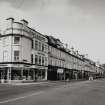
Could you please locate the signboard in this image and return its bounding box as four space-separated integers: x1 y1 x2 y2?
24 64 30 67
0 64 8 67
57 69 63 74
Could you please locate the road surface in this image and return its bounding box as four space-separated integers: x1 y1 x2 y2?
0 79 105 105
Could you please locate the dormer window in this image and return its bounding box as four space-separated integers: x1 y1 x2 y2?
14 36 20 44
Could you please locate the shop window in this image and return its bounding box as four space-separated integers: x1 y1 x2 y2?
14 37 20 44
14 51 19 61
42 70 45 79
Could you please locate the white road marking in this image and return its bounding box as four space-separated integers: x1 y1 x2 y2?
0 91 44 104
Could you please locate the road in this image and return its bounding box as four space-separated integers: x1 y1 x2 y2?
0 79 105 105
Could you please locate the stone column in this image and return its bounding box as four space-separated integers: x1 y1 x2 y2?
64 70 66 80
75 73 78 80
27 69 29 80
7 67 11 83
21 68 23 80
33 69 35 80
82 70 84 79
44 69 48 80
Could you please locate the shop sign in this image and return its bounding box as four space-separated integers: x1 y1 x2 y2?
12 64 22 67
24 65 30 67
24 64 30 67
57 69 63 73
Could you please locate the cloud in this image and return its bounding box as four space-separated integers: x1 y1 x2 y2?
0 0 49 11
69 0 105 16
0 0 105 63
0 1 28 32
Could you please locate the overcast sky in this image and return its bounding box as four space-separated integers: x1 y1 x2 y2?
0 0 105 64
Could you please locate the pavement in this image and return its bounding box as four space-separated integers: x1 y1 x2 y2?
4 81 49 86
0 79 105 105
1 79 87 85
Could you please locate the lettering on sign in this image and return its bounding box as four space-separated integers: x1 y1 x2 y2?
57 69 64 74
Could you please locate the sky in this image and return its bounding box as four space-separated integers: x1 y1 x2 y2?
0 0 105 64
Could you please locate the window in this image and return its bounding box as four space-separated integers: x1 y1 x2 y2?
44 45 48 53
35 55 38 65
42 44 44 52
39 56 41 65
32 40 34 49
31 54 33 64
50 58 52 65
14 51 19 61
45 57 48 66
39 42 41 51
14 37 20 44
35 40 38 50
3 37 8 46
42 56 44 65
3 51 8 61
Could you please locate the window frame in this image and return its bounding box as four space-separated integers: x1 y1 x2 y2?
14 50 20 61
14 36 20 44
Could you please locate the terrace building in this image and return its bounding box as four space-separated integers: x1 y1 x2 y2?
0 17 104 83
46 35 103 81
46 36 86 80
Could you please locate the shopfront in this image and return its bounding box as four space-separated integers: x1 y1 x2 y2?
0 64 48 83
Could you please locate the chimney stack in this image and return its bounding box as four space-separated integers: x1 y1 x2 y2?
6 17 14 22
6 17 14 28
21 19 28 26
